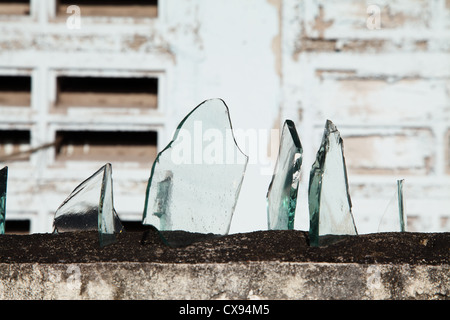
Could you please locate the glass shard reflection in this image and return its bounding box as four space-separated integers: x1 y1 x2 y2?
308 120 357 246
378 179 407 232
142 98 248 246
53 163 124 247
0 166 7 235
266 120 302 230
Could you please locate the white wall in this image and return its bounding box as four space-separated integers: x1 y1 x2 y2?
282 0 450 233
0 0 448 234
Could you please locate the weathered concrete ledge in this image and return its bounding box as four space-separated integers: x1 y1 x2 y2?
0 261 448 300
0 230 448 300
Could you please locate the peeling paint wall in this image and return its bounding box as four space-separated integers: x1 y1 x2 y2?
0 0 280 233
282 0 450 233
0 0 448 234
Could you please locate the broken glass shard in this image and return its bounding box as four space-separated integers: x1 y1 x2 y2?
397 179 406 232
308 120 357 246
53 163 124 247
142 98 248 246
0 166 7 235
378 179 407 232
266 120 302 230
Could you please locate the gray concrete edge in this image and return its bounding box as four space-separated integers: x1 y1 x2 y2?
0 261 448 300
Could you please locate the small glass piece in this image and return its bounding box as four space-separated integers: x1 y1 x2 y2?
0 166 7 235
53 163 124 247
308 120 357 246
266 120 302 230
397 179 406 232
378 179 407 232
142 98 248 245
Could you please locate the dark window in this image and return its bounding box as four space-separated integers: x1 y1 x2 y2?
0 75 31 106
0 130 31 161
55 130 158 163
56 76 158 109
0 0 30 15
56 0 158 17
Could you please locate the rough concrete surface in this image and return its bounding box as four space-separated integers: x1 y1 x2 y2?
0 230 448 300
0 261 448 300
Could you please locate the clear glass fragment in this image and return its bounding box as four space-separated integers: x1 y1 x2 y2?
378 179 407 232
0 166 7 235
308 120 357 246
53 163 124 247
142 98 248 246
266 120 302 230
397 179 406 232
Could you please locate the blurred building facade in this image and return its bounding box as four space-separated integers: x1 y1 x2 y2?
0 0 449 234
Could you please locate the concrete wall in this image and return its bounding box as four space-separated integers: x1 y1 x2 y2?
0 262 448 299
0 0 449 234
281 0 450 233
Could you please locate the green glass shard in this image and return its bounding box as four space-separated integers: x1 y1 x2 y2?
142 98 248 246
397 179 406 232
308 120 357 246
0 166 7 235
378 179 407 232
53 163 124 247
266 120 302 230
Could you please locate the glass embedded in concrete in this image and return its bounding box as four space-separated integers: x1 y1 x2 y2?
378 179 407 232
142 98 248 244
397 179 406 232
0 166 7 234
53 163 124 247
308 120 357 246
266 120 302 230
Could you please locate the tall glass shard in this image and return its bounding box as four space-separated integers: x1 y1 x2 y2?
397 179 406 232
378 179 407 232
308 120 357 246
53 163 124 247
266 120 302 230
0 166 7 235
142 98 248 246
